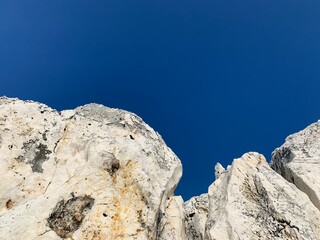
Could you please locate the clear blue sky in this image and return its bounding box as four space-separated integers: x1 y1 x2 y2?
1 0 320 200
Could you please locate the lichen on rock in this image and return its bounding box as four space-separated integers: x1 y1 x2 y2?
47 195 94 238
0 97 182 239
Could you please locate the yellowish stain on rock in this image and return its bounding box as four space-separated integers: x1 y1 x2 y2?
80 160 147 240
110 160 143 239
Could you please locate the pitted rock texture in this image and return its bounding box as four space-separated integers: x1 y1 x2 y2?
0 97 181 239
1 97 320 240
47 195 95 238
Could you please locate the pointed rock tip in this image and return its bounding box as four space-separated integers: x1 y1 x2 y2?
239 152 267 166
214 162 225 180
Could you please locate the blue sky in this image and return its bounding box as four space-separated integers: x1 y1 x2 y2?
1 0 320 200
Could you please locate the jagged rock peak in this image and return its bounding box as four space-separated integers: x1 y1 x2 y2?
1 97 320 240
214 162 225 180
271 120 320 211
206 152 320 240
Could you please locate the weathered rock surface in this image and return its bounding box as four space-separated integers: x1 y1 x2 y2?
157 196 186 240
184 194 208 239
271 121 320 211
0 97 182 239
1 97 320 240
205 152 320 240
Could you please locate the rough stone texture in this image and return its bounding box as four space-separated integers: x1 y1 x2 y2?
0 97 182 239
1 97 320 240
271 121 320 211
205 152 320 240
47 195 95 238
184 194 208 240
157 196 186 239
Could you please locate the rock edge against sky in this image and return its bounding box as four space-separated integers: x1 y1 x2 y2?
0 97 319 239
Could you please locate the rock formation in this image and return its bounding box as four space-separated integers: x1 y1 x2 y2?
0 97 181 239
271 121 320 211
205 153 320 240
0 97 319 240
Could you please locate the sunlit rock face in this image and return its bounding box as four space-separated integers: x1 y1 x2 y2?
1 97 320 240
205 153 320 240
0 97 182 239
271 121 320 211
183 193 208 239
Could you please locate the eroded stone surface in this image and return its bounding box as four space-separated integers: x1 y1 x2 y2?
0 97 182 240
157 196 186 239
47 195 95 238
1 97 320 240
184 194 208 240
205 153 320 240
271 121 320 211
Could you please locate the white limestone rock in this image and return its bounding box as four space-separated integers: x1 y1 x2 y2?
157 196 186 240
184 193 208 240
2 97 320 240
0 97 182 240
271 121 320 210
214 162 225 180
205 152 320 240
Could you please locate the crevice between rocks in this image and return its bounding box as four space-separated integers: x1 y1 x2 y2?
285 167 320 212
270 149 320 212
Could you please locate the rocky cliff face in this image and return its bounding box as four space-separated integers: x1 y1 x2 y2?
0 97 319 240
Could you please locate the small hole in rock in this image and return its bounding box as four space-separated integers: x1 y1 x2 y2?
130 135 135 140
6 199 13 209
103 213 107 217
